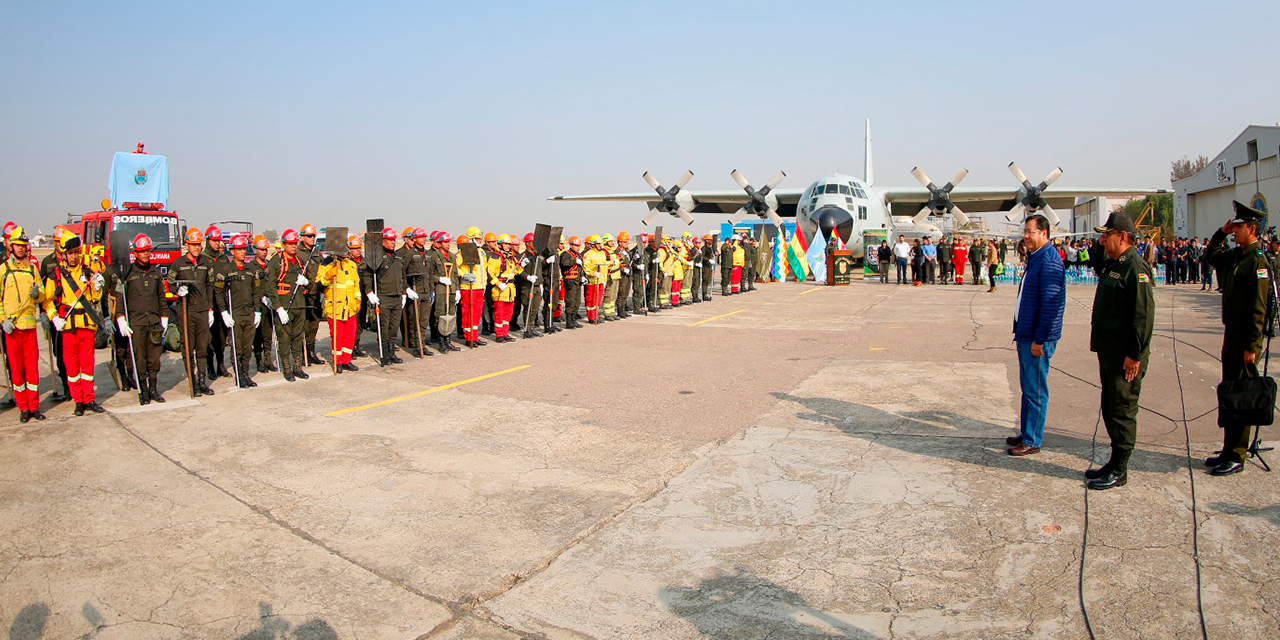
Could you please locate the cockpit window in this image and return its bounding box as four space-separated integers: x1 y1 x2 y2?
824 184 839 194
838 184 850 195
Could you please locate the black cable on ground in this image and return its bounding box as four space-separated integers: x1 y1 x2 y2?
1168 286 1211 640
1079 409 1103 640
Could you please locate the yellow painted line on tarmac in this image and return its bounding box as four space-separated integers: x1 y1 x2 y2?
324 365 531 417
799 287 824 295
870 347 886 351
687 309 745 327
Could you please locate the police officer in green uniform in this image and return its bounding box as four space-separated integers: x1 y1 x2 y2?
361 228 407 365
700 235 716 299
213 235 264 388
396 229 430 357
168 228 217 396
743 237 759 291
719 236 735 296
424 231 464 352
267 230 312 381
113 234 170 405
298 224 326 365
629 235 647 314
1084 211 1154 490
1204 201 1272 476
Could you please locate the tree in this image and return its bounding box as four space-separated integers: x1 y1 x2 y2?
1122 194 1175 238
1170 155 1210 182
263 229 279 243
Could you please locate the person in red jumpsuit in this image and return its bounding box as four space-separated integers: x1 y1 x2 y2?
952 237 968 285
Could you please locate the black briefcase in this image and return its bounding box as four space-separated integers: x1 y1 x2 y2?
1217 374 1277 428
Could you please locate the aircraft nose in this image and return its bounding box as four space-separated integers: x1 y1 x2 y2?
812 206 853 245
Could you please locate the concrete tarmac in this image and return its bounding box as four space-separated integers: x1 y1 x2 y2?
1 278 1277 639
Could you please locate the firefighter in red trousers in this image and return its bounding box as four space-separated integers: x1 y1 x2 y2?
487 235 519 342
952 237 969 285
43 232 106 415
0 227 47 422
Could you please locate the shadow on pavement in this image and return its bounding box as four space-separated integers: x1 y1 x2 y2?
4 601 335 640
7 604 48 640
1208 502 1280 526
659 567 876 639
772 392 1191 481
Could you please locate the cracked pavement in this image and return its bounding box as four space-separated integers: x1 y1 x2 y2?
1 280 1277 639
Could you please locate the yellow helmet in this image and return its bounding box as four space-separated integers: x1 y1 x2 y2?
466 226 483 239
586 234 601 244
58 231 82 252
496 234 511 244
600 233 613 242
682 231 691 239
7 226 29 245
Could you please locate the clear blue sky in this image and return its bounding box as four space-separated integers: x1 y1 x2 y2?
2 0 1276 238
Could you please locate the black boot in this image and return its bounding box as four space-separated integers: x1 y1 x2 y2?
282 364 296 382
139 385 151 405
198 372 215 396
256 353 269 374
207 357 219 380
217 360 231 378
352 344 367 358
308 347 327 366
150 381 165 403
293 356 310 380
1088 448 1129 490
446 337 462 352
387 344 403 364
84 401 105 414
74 402 85 416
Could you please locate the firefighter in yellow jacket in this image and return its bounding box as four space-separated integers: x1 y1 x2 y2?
1 227 48 422
582 235 609 324
487 235 520 342
318 234 364 373
455 234 488 347
42 232 105 416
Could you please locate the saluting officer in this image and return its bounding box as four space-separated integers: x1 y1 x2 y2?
1204 201 1273 476
169 227 217 396
1084 211 1155 490
113 234 170 405
213 235 265 388
362 227 408 364
267 229 311 381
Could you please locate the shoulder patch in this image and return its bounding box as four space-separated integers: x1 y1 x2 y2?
1137 273 1149 283
1258 269 1269 279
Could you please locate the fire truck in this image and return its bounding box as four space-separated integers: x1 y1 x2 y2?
65 201 184 276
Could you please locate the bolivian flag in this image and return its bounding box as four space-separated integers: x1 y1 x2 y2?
786 227 810 282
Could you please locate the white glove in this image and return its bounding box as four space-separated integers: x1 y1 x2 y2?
497 282 507 291
296 274 309 286
222 311 234 327
177 285 189 297
400 295 406 306
91 274 105 292
406 288 419 300
208 310 215 327
576 259 583 265
116 317 132 337
52 316 66 332
455 290 461 303
526 275 537 283
276 307 289 324
160 317 169 332
546 256 555 264
367 292 380 306
253 311 261 328
438 277 452 286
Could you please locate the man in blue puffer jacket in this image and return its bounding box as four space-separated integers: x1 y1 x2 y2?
1007 214 1066 456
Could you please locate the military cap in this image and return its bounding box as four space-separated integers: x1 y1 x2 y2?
1094 210 1138 235
1230 200 1267 225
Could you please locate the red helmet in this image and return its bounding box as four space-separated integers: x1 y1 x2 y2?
281 229 300 244
204 225 223 241
300 223 317 236
413 227 427 239
132 234 153 251
436 231 452 244
229 235 249 249
382 227 398 240
523 232 535 243
2 221 16 236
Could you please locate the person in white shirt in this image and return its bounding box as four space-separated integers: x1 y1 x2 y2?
892 236 912 285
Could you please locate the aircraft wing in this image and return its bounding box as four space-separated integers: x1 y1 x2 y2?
548 188 807 215
883 186 1168 218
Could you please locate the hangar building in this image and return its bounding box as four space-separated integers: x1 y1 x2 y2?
1174 124 1279 239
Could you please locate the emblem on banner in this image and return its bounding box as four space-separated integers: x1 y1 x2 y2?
134 169 148 185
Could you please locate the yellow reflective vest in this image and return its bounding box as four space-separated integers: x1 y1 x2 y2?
486 251 518 302
456 250 488 290
583 248 609 284
1 255 46 330
42 262 102 331
317 257 362 321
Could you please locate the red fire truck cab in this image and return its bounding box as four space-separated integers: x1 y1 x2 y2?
66 202 184 275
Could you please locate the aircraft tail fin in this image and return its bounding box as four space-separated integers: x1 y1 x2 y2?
864 118 874 187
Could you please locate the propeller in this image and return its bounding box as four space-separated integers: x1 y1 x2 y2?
641 170 695 226
1004 163 1064 226
909 166 970 226
727 169 786 227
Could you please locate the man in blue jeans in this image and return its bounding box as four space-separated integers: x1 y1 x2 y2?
892 235 911 285
1008 214 1066 456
